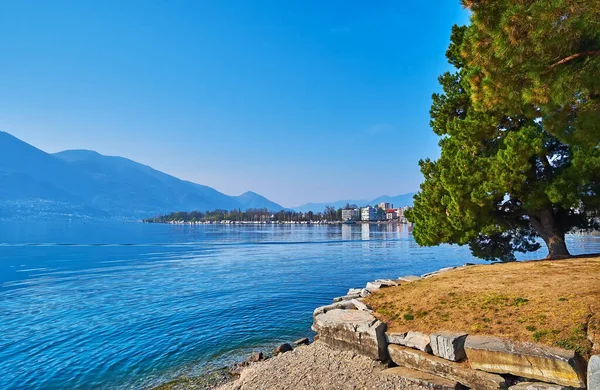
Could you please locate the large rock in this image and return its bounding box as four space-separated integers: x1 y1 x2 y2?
430 332 467 362
397 275 422 283
386 332 407 345
508 382 569 390
365 279 398 292
294 337 309 346
464 335 587 388
350 298 372 312
347 288 362 295
388 344 508 390
332 293 360 303
273 343 293 355
360 288 371 298
382 366 464 390
312 309 388 361
589 355 600 390
375 279 400 286
313 300 356 317
400 331 432 353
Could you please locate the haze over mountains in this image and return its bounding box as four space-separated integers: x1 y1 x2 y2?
0 131 414 219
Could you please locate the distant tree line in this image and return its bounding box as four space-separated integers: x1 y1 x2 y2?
144 203 402 224
145 207 343 223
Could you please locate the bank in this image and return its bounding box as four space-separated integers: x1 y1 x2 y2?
208 255 600 389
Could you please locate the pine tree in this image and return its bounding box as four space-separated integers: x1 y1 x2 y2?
406 24 599 261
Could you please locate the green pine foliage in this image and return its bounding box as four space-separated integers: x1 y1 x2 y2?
406 14 600 262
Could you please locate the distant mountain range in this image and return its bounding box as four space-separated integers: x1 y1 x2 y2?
0 131 285 219
0 131 416 220
292 193 415 213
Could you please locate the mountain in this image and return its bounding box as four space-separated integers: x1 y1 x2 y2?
233 191 285 211
292 193 415 213
53 149 244 216
0 131 284 219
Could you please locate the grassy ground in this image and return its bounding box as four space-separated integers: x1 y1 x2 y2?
364 255 600 357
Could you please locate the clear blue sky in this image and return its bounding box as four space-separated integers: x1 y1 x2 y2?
0 1 469 207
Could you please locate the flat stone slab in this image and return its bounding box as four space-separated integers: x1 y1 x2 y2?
313 309 387 361
386 332 407 345
312 300 356 317
422 267 457 278
508 382 570 390
400 331 432 353
430 332 467 362
589 355 600 390
360 288 371 298
382 366 464 390
464 335 587 388
388 344 508 390
332 293 360 303
350 298 372 312
397 275 422 283
375 279 399 286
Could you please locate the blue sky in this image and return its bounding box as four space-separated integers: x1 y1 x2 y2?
0 1 469 207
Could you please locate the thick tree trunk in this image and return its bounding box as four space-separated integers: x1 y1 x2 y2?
528 208 571 260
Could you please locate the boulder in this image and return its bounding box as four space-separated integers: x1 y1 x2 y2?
430 332 468 362
388 344 508 390
508 382 569 390
347 288 362 295
400 331 432 353
313 300 356 317
382 366 464 390
464 335 587 388
332 293 360 303
386 332 407 345
376 279 400 286
294 337 309 346
247 352 264 362
313 309 388 361
360 288 371 298
273 343 293 355
397 275 422 283
589 355 600 390
365 280 397 292
350 298 372 312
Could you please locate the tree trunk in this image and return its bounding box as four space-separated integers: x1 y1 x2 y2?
528 208 571 259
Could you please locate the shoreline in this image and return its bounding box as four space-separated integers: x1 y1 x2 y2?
158 255 600 390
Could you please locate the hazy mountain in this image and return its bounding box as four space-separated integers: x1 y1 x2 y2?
53 149 243 216
293 193 415 213
233 191 285 211
0 131 284 219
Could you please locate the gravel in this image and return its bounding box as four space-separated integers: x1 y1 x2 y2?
216 341 429 390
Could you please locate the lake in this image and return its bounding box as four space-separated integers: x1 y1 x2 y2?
1 221 598 389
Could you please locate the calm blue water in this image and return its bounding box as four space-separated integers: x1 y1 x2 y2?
1 221 599 389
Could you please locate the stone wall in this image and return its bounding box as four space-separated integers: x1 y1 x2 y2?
312 268 596 389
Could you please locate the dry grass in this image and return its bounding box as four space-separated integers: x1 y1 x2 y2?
364 255 600 357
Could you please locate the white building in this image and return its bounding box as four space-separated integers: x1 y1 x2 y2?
342 209 360 221
378 202 392 210
361 206 377 221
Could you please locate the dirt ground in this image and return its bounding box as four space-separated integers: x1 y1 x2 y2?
365 255 600 357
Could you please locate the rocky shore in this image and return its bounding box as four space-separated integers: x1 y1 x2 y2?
161 259 600 390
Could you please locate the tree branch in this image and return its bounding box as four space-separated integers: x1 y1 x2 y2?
550 50 600 68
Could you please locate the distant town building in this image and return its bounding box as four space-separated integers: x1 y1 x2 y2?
342 209 360 221
361 206 377 221
378 202 392 210
386 209 399 220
